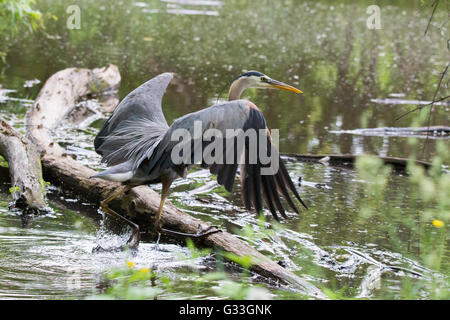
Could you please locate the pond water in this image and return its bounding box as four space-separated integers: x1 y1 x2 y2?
0 0 448 299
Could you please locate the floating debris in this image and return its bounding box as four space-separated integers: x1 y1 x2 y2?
388 93 406 98
0 88 34 105
371 97 449 106
318 156 330 164
133 1 149 7
24 79 41 88
0 88 16 103
330 126 450 138
142 0 223 16
161 0 223 5
167 8 219 16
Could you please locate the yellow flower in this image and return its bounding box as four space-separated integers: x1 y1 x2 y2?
432 219 445 228
139 268 150 274
126 260 135 268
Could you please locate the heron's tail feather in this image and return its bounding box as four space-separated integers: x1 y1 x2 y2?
90 161 134 182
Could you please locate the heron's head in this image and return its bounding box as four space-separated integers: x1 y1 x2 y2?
234 70 303 94
227 70 302 100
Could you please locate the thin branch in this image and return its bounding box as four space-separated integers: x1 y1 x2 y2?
422 62 448 154
424 0 440 36
395 64 449 121
395 95 450 121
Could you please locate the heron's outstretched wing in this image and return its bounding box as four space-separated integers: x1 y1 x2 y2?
94 73 173 167
140 99 307 220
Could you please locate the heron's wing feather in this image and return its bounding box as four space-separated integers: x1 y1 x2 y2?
140 99 306 220
94 73 173 167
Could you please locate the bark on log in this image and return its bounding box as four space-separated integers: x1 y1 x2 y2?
0 119 47 213
25 66 326 298
26 65 121 155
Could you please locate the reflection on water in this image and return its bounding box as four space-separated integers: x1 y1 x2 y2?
0 0 448 299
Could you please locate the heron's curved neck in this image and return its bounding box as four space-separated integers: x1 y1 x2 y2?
228 77 249 101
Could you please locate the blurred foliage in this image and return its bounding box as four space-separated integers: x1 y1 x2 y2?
1 0 43 33
89 262 161 300
0 0 55 64
407 141 449 272
352 143 449 299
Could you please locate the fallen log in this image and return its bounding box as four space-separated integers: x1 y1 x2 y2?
0 118 47 213
25 66 326 298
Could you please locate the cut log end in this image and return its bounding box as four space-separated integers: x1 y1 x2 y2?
0 119 49 214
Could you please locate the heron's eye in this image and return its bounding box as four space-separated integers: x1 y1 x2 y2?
261 77 267 82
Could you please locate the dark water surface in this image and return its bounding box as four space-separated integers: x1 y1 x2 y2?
0 0 448 299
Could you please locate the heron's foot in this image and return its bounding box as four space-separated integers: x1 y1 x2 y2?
92 245 123 253
153 233 161 251
194 224 222 238
99 198 141 249
152 234 170 252
92 244 139 254
127 225 141 249
156 224 222 240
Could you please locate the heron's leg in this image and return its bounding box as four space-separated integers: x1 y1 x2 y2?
100 185 140 248
160 224 222 239
154 179 171 248
154 179 221 244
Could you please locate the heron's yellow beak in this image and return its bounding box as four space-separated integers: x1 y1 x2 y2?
268 79 303 94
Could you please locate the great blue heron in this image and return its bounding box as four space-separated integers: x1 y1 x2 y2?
93 71 306 248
